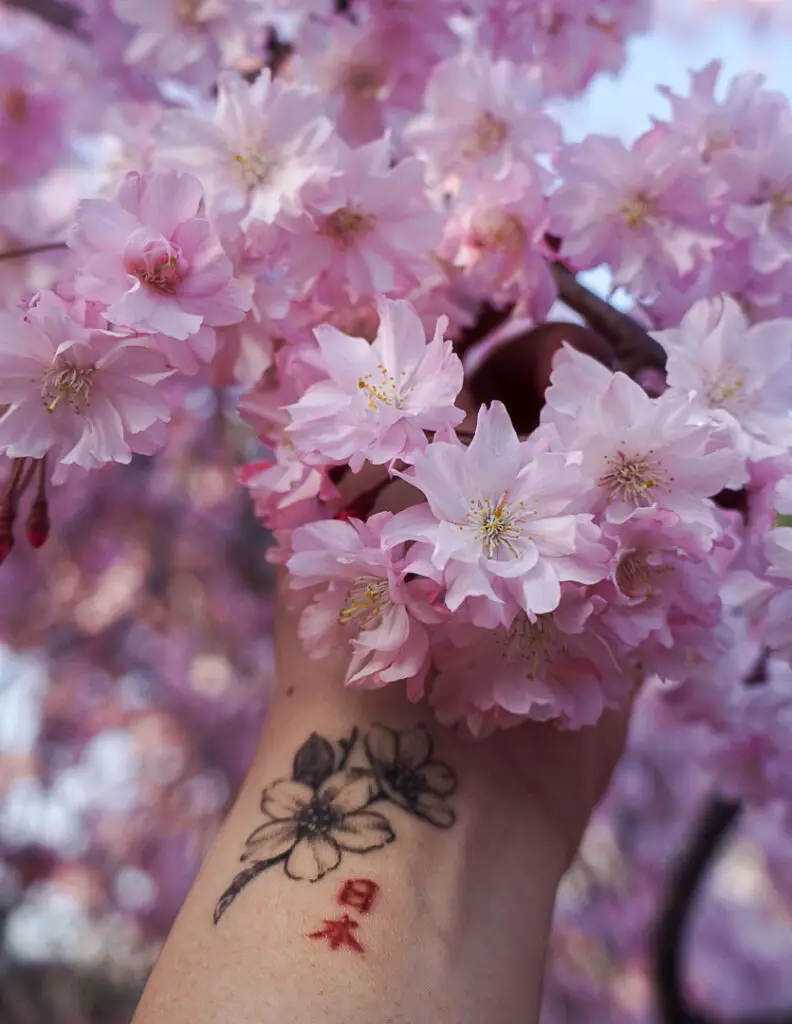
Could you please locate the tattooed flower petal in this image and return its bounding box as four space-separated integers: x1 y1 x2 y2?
241 819 298 861
363 723 457 827
412 791 456 829
363 723 399 768
260 778 314 819
396 724 433 768
332 811 396 853
319 769 378 815
419 761 458 797
285 836 342 882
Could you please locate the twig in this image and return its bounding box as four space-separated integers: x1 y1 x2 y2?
0 242 68 263
548 260 666 374
654 796 792 1024
5 0 83 33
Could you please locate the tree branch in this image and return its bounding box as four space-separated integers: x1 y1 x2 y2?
548 260 667 374
0 241 68 263
5 0 83 33
654 796 740 1024
654 795 792 1024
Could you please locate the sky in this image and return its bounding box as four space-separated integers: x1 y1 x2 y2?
554 2 792 142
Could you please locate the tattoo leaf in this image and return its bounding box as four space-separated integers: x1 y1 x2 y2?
293 732 336 788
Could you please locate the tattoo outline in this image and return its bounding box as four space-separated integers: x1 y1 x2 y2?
214 723 457 923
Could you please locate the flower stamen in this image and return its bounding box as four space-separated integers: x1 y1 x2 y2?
131 254 183 294
357 363 409 410
616 550 655 599
620 192 655 231
500 612 566 677
468 494 528 557
463 111 509 160
339 577 389 626
320 206 376 250
599 449 669 507
40 362 96 414
234 150 277 187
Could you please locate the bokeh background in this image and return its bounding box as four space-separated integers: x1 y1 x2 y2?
2 1 792 1021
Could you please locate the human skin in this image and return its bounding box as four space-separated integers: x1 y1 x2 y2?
132 571 634 1024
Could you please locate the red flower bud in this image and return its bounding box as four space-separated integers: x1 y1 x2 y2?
26 496 50 549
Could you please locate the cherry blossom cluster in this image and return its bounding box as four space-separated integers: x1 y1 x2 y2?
1 0 792 752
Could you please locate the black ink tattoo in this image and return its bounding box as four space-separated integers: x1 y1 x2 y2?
213 723 457 923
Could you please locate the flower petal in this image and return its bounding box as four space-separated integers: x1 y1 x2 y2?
242 819 298 862
320 769 378 814
260 778 313 819
420 760 457 797
285 837 341 882
397 724 433 768
332 811 395 852
364 723 398 766
413 791 456 828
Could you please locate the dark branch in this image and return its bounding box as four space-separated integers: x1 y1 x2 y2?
654 795 792 1024
0 242 68 263
548 260 667 374
654 796 740 1024
5 0 83 33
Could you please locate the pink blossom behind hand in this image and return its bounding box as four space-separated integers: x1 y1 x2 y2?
0 290 173 468
287 297 464 472
70 170 251 374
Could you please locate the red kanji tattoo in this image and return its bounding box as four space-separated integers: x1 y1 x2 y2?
308 913 364 953
338 878 380 914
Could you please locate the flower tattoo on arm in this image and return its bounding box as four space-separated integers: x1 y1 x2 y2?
213 723 458 923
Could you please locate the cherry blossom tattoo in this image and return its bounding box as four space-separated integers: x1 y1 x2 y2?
213 723 457 923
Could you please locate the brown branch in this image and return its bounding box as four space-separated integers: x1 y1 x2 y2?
654 795 792 1024
0 241 68 263
548 260 666 374
5 0 83 33
654 796 741 1024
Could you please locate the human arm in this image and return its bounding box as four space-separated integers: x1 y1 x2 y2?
131 575 632 1024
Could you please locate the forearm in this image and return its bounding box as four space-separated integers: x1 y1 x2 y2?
132 612 566 1024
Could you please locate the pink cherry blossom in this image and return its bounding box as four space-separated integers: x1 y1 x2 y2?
383 401 610 628
656 61 786 167
274 137 443 303
440 165 557 318
653 295 792 456
110 0 254 90
598 510 724 652
0 49 67 187
287 513 443 695
290 18 397 148
549 130 723 297
751 527 792 664
723 130 792 274
470 0 651 96
544 366 743 531
403 48 559 186
0 290 172 468
286 298 464 472
69 170 251 374
431 585 628 734
156 70 336 221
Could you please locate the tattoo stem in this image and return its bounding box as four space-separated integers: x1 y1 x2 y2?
214 852 290 924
